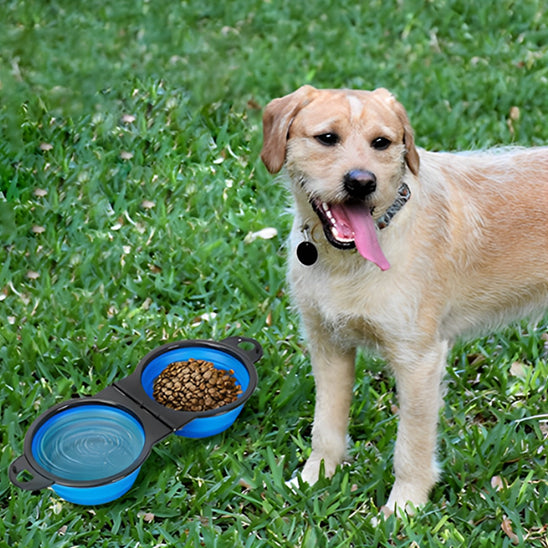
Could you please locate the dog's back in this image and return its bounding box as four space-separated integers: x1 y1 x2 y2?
416 147 548 338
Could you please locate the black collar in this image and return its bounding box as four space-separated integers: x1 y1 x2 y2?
375 183 411 230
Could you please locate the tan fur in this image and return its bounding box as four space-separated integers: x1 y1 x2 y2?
261 85 548 514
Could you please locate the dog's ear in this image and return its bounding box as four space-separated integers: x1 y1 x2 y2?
400 109 420 176
375 89 420 176
261 85 318 174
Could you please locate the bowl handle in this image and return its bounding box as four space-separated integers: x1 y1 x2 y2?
222 336 263 363
9 455 53 491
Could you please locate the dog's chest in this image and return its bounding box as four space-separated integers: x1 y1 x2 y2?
290 256 402 345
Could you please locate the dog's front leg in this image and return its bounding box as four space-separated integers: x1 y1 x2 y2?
385 340 448 513
297 336 356 485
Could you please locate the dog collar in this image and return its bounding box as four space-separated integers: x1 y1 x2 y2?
375 183 411 230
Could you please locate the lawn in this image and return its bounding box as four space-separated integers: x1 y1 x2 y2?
1 0 547 546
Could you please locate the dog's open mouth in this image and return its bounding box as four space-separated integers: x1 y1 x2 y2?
310 200 356 249
310 199 390 271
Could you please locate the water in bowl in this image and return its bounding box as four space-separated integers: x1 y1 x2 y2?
31 404 145 482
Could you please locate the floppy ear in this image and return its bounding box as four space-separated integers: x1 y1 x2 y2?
374 88 420 176
399 108 420 176
261 85 318 174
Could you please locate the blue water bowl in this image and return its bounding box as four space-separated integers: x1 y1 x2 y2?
139 340 260 438
10 400 152 505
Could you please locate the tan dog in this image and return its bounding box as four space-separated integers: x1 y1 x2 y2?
261 85 548 513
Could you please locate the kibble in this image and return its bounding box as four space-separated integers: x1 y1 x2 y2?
153 358 243 412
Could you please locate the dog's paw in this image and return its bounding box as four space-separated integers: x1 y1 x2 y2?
284 466 318 493
286 452 348 492
302 452 340 482
369 501 418 526
369 506 393 527
285 476 304 493
385 481 428 515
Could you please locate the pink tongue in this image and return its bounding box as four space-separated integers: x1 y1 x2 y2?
344 204 390 271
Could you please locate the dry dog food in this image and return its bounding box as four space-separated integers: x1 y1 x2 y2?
153 358 242 412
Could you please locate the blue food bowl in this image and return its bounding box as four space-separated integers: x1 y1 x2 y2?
9 336 261 505
139 342 258 438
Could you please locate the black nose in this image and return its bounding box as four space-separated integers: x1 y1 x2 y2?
343 170 377 200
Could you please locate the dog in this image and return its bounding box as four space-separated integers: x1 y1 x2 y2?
260 85 548 514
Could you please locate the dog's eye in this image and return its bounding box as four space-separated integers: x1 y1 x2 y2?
371 137 392 150
315 133 340 146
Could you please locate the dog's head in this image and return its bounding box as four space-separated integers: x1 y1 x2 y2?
261 86 419 269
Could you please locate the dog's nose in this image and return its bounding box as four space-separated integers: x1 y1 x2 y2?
343 170 377 200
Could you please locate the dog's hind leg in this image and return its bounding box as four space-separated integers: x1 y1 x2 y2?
295 334 356 485
384 340 448 513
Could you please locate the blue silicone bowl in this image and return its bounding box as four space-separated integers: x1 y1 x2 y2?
10 399 154 506
32 403 146 505
140 343 256 438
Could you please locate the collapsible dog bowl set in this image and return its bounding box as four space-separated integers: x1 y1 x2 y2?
9 336 261 505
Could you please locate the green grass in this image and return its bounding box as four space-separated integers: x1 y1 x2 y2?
1 0 547 546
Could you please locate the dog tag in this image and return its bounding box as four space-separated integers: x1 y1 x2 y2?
296 241 318 266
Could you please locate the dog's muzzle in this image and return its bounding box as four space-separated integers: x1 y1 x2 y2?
305 183 411 271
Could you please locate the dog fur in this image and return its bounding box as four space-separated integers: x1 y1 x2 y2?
260 85 548 513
